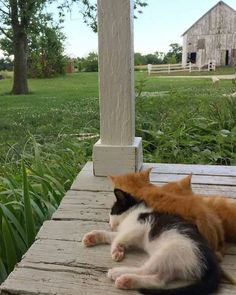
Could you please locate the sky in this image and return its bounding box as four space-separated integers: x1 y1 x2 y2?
60 0 236 58
1 0 236 58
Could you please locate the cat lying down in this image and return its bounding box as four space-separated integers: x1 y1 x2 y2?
82 189 221 295
109 169 225 260
110 168 236 245
161 173 236 243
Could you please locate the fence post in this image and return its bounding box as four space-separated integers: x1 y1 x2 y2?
147 64 152 75
168 64 170 74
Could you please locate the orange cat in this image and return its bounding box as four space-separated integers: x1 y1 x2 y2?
162 174 236 243
109 169 225 261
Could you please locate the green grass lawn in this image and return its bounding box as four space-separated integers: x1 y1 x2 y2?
0 73 99 156
1 72 236 165
0 72 235 281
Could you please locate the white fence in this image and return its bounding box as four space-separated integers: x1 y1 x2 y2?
135 61 216 75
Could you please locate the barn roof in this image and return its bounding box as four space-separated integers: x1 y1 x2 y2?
182 1 236 36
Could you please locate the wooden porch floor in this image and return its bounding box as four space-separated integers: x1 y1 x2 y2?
1 161 236 295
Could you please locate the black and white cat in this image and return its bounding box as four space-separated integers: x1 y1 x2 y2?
82 189 221 295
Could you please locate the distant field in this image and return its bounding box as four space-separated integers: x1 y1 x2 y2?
0 72 235 165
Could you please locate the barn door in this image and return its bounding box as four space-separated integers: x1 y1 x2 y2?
220 50 230 66
225 50 229 66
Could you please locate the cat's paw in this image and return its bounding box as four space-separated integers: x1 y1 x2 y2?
111 244 124 261
82 231 98 247
115 275 136 289
107 267 126 281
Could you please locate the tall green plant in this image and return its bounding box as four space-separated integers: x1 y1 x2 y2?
22 161 36 247
2 216 17 273
0 137 82 282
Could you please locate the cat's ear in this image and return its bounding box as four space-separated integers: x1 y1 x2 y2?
114 189 127 202
140 168 152 181
179 173 192 189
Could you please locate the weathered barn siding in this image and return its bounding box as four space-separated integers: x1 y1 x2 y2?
182 1 236 67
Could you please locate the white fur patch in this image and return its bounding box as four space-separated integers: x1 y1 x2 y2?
110 204 203 283
144 229 203 280
110 204 151 230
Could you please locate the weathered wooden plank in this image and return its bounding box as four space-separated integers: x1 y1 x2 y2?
70 168 113 191
216 285 236 295
58 190 114 207
52 191 114 221
1 264 138 295
143 162 236 177
5 264 236 295
150 174 236 186
20 239 147 271
36 220 110 242
226 244 236 255
85 161 236 177
223 255 236 272
2 263 236 295
52 205 109 222
190 185 236 198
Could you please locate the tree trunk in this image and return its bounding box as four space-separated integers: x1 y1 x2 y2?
11 33 29 95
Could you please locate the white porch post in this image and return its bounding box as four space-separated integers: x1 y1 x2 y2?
93 0 143 176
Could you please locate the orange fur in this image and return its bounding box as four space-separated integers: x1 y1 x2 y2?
108 170 225 259
161 174 193 195
203 197 236 243
163 175 236 243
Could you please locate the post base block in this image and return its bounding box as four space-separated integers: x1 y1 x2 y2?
93 137 143 176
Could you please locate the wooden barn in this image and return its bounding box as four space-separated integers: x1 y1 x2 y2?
182 1 236 68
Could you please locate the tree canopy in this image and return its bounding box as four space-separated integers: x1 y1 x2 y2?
134 44 182 66
163 43 182 64
0 0 148 94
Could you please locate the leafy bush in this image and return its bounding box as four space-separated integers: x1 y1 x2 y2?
28 25 66 78
136 81 236 165
77 52 98 72
0 58 13 72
